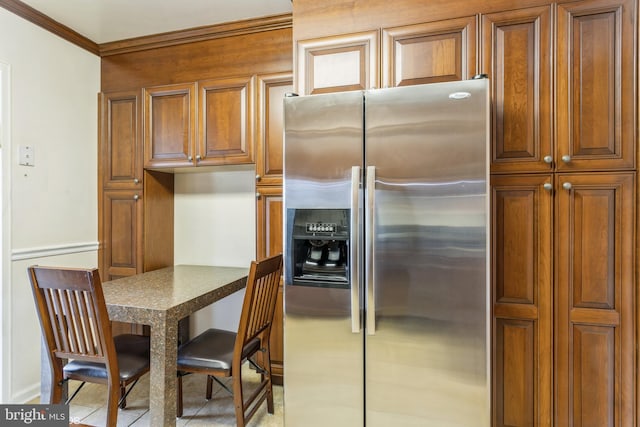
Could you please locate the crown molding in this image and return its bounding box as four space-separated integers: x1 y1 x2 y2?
99 13 292 57
0 0 291 58
0 0 99 55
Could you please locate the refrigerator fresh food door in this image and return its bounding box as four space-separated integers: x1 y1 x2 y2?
364 80 490 426
283 90 365 426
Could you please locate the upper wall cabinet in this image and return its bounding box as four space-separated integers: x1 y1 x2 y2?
198 75 255 166
381 16 477 87
143 76 255 170
482 6 553 173
297 30 379 95
255 72 293 186
99 90 143 189
296 16 477 95
484 0 634 173
143 82 196 169
556 0 635 171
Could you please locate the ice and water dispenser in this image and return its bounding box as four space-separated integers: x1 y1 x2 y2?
287 209 350 289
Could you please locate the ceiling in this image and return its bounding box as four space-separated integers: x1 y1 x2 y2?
19 0 293 44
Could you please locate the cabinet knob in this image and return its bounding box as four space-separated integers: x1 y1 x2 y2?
256 192 261 199
256 174 261 182
133 178 139 184
196 155 202 162
562 182 572 191
561 155 571 163
187 155 193 161
133 194 140 200
543 183 553 191
543 155 553 164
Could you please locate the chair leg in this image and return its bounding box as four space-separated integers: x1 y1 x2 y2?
177 374 184 418
263 347 275 414
119 383 127 409
233 368 245 427
206 375 213 399
105 384 119 427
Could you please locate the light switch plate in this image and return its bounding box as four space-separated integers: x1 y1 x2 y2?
19 144 35 166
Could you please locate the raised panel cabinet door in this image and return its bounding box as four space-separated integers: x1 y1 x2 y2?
556 0 635 171
103 190 143 281
491 174 553 427
256 186 284 382
143 82 196 169
482 5 553 173
555 172 634 427
99 90 143 189
198 75 255 166
256 72 293 186
381 15 477 87
297 30 379 95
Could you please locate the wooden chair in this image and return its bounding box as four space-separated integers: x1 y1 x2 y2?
28 266 151 427
176 253 283 426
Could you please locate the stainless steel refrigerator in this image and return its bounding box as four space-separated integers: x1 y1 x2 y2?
283 79 490 426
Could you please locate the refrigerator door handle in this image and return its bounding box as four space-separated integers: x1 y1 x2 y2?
365 165 376 335
350 166 361 333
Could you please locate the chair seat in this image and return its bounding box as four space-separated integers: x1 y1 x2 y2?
177 328 260 372
64 334 150 381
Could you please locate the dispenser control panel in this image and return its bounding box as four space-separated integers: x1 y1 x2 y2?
306 223 337 233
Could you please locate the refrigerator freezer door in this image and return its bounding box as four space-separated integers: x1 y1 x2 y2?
283 90 365 426
364 80 490 426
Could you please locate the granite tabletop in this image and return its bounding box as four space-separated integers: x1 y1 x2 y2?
102 264 249 324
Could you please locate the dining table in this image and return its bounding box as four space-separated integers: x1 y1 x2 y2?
40 264 248 427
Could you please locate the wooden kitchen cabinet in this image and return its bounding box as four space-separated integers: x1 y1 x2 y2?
482 6 553 174
554 172 635 427
99 90 143 190
255 72 293 185
255 71 291 383
256 186 284 383
491 174 553 427
296 30 379 95
143 82 196 169
102 189 143 281
143 76 255 170
296 15 477 95
381 16 477 87
555 0 635 172
492 171 637 427
485 0 635 174
197 75 255 166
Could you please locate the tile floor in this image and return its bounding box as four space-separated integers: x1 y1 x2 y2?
50 364 283 427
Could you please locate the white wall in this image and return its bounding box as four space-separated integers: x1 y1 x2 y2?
174 166 257 335
0 9 100 403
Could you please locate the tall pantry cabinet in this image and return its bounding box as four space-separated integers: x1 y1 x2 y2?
255 71 293 384
291 0 637 425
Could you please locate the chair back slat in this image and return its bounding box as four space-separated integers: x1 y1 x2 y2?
60 289 81 353
235 254 283 354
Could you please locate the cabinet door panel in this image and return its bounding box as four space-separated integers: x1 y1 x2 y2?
198 75 255 166
256 186 283 383
491 174 552 427
103 190 143 280
555 172 634 426
256 72 293 186
382 16 476 87
100 90 142 189
557 0 635 170
482 6 552 173
143 83 196 169
297 30 379 95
